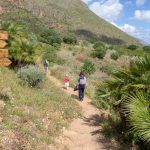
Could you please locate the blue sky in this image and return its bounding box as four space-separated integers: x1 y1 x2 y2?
81 0 150 45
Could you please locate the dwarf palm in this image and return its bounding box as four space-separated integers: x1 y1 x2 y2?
2 21 26 37
100 55 150 107
97 56 150 148
124 92 150 146
9 38 36 65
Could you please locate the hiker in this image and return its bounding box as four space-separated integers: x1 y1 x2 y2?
78 71 87 101
64 74 70 89
44 59 49 72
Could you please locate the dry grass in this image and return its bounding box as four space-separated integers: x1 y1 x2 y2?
76 53 87 62
0 67 81 149
51 44 130 100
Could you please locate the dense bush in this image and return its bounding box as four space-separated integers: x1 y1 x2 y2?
100 65 115 75
96 56 150 149
93 84 112 110
9 38 37 65
43 45 65 65
110 51 119 60
92 46 107 59
40 29 62 45
0 87 13 101
2 21 38 66
108 45 113 50
143 46 150 52
18 65 46 87
82 60 96 75
63 33 77 45
93 41 105 49
127 44 138 50
125 92 150 148
2 21 27 36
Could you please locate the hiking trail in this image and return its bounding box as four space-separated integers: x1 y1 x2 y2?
47 71 119 150
37 59 118 150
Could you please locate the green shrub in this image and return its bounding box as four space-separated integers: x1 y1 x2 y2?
100 65 115 75
0 87 13 101
63 33 77 45
40 29 62 45
2 21 27 36
93 99 109 109
18 65 46 87
53 43 61 50
2 21 38 66
9 38 36 65
93 41 105 49
43 45 65 65
82 60 96 75
92 46 107 59
143 46 150 52
82 40 90 47
110 51 119 60
108 45 113 50
97 56 150 148
127 44 138 50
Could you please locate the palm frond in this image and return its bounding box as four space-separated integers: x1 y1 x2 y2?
124 92 150 143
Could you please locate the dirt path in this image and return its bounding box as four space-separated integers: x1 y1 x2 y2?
44 71 117 150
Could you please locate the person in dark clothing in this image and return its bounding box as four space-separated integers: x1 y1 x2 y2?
44 60 49 72
78 71 87 101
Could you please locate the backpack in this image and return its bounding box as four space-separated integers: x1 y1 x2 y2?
44 60 48 67
79 76 86 85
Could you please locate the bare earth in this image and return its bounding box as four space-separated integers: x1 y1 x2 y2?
44 70 119 150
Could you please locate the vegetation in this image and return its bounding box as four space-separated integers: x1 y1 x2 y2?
125 92 150 147
143 46 150 52
0 0 147 149
40 28 62 46
18 65 46 87
2 21 38 66
43 45 65 65
82 60 96 75
100 65 115 75
113 45 144 56
0 0 140 45
95 55 150 149
0 67 80 149
110 51 119 60
63 33 77 45
9 38 37 65
127 44 138 50
93 41 105 49
92 46 107 59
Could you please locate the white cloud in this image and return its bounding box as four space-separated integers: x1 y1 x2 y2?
119 24 136 34
81 0 92 4
89 0 123 22
111 23 136 35
136 0 146 6
111 22 150 44
134 10 150 22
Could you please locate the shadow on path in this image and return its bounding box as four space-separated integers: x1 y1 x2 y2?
83 114 102 127
71 94 79 101
83 114 119 150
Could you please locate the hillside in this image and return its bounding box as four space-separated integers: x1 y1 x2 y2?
0 0 140 45
0 67 80 149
